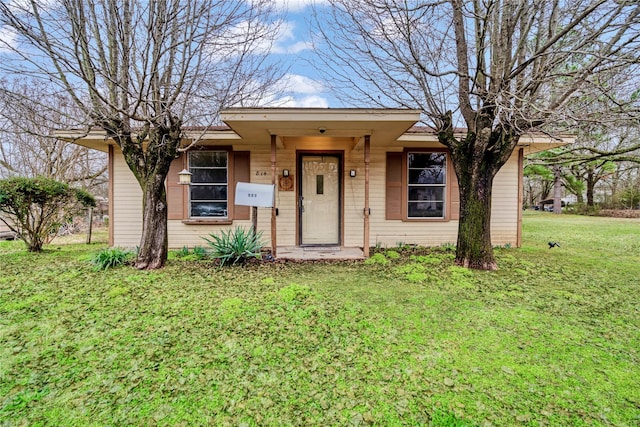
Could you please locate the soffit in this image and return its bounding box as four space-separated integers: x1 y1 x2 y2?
220 108 422 144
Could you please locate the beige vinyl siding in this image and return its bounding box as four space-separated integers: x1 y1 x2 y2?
369 146 458 247
112 146 259 249
0 218 12 233
343 150 366 247
489 153 520 245
112 149 143 247
111 138 520 249
167 143 270 248
367 145 520 248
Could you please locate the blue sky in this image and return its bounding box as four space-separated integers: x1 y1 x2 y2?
269 0 334 108
0 0 336 107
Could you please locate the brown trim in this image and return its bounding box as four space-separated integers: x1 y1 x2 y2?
271 135 277 256
363 136 370 257
385 152 403 220
402 148 451 222
181 220 233 225
181 147 240 221
450 160 460 221
233 151 251 220
108 145 114 246
167 153 187 220
517 147 524 247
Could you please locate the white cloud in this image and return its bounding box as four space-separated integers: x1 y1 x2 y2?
271 21 313 55
278 73 325 94
274 95 329 108
274 0 329 12
274 39 312 54
216 20 312 56
0 26 18 53
259 73 329 107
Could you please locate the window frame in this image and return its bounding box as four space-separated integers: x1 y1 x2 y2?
188 149 230 220
385 148 456 222
406 150 447 219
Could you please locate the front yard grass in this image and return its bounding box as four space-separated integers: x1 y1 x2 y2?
1 212 638 426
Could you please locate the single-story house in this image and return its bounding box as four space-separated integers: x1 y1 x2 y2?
62 108 571 258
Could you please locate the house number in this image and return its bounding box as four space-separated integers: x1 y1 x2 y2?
255 171 268 176
247 193 257 198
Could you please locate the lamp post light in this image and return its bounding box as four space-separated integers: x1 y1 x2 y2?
178 169 192 185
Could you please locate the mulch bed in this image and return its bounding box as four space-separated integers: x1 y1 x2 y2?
597 209 640 218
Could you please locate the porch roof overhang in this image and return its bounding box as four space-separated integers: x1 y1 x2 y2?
398 128 574 153
220 108 422 144
57 107 572 154
55 127 240 153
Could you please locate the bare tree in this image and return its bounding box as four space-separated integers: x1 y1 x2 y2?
0 0 283 269
537 115 640 207
312 0 640 269
0 78 107 195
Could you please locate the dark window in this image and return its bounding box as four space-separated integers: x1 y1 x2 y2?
189 151 228 218
407 152 446 218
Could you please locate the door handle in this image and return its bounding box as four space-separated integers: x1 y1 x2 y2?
299 196 304 213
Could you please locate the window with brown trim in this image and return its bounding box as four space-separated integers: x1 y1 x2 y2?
166 149 250 222
407 152 446 218
386 150 459 221
189 151 229 218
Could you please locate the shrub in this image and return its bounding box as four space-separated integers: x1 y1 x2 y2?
0 176 95 252
192 246 207 259
385 250 400 259
277 283 314 303
91 247 132 270
365 253 389 265
173 245 208 261
203 227 264 266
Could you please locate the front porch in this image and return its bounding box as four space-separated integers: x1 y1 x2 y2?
277 246 364 260
220 108 424 259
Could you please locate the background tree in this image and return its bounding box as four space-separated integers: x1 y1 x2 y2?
0 0 282 269
0 176 95 252
312 0 640 269
0 78 107 195
535 111 640 209
523 163 554 208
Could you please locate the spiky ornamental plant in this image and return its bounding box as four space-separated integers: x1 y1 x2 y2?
203 227 265 266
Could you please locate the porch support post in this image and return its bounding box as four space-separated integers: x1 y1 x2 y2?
517 148 524 247
270 134 277 257
364 135 371 257
107 144 114 247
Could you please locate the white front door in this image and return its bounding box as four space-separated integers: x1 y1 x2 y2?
300 155 341 245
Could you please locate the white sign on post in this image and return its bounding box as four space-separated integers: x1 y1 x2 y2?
235 182 275 208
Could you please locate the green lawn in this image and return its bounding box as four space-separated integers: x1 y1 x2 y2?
1 212 639 426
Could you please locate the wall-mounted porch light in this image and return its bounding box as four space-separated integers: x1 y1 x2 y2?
350 169 357 178
283 169 290 177
178 169 192 185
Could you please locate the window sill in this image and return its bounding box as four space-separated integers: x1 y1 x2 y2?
403 217 449 222
182 219 233 225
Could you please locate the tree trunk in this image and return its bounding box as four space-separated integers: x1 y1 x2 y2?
86 207 93 244
28 241 43 252
106 120 181 270
586 173 596 207
455 166 497 270
135 174 169 270
553 166 562 214
442 121 519 271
